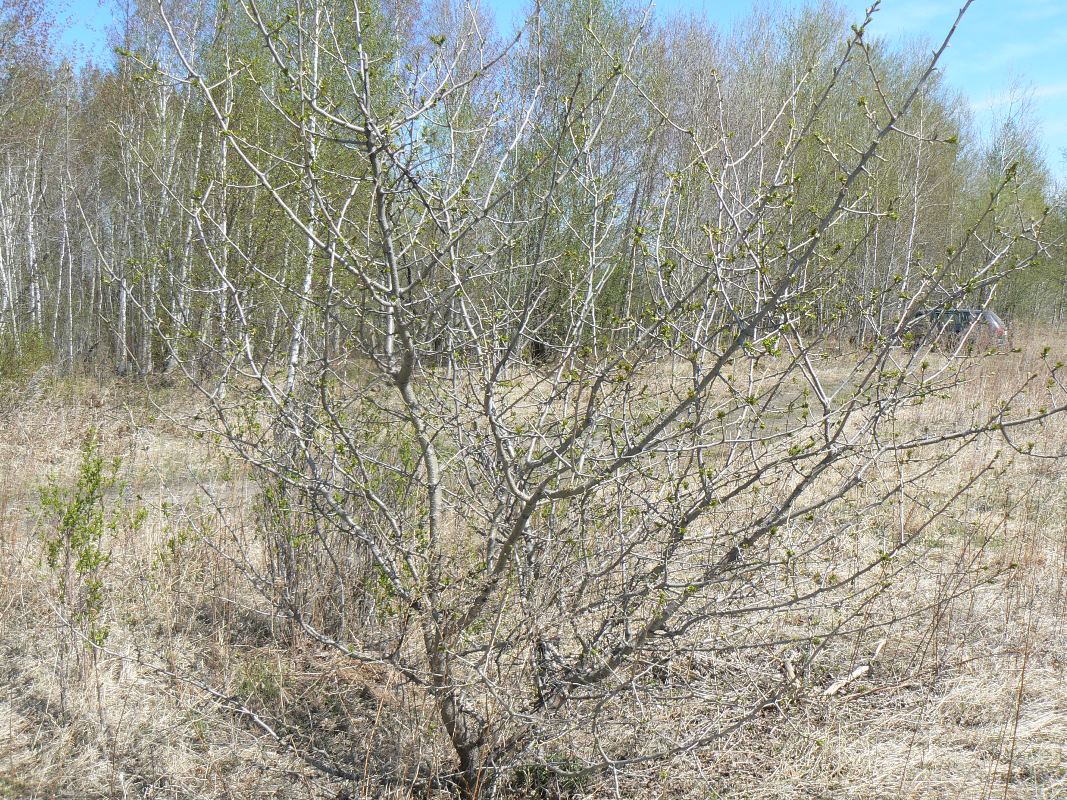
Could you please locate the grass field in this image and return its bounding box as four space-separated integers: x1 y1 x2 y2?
1 333 1066 799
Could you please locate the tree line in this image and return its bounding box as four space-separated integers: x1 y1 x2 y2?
0 0 1061 378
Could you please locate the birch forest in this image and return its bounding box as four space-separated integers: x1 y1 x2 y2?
0 0 1061 374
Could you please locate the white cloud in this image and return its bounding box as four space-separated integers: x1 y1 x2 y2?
1012 0 1067 24
865 0 957 39
1044 118 1067 138
1033 83 1067 101
971 82 1067 113
981 27 1067 68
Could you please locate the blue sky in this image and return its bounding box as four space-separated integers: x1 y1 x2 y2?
48 0 1067 180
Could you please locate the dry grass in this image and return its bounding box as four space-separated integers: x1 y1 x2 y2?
0 380 339 799
1 333 1067 798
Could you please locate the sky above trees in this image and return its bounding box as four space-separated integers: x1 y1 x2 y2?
45 0 1067 179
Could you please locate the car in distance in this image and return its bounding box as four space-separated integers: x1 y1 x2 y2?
903 308 1009 351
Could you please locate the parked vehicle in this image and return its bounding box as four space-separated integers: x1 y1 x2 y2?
904 308 1009 350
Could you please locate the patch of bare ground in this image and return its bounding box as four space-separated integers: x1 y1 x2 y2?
2 334 1067 798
